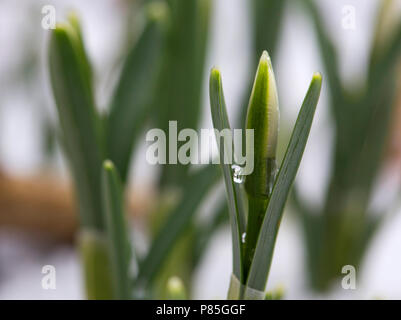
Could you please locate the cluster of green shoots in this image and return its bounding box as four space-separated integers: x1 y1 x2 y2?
49 0 218 300
48 0 325 300
210 52 322 299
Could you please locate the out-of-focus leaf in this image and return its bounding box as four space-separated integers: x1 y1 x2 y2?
107 3 168 183
49 22 105 230
67 12 93 85
302 0 344 121
252 0 286 64
368 18 401 89
245 73 322 294
155 0 212 188
135 164 220 289
102 160 134 299
237 0 286 128
369 0 400 77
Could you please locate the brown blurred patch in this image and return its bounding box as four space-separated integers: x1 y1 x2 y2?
0 171 76 242
0 171 154 243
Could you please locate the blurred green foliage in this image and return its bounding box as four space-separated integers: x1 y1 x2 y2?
293 0 401 291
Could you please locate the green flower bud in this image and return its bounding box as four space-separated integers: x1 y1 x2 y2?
243 51 280 278
245 50 279 198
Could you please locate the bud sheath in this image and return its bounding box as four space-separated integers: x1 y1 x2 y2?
243 51 280 278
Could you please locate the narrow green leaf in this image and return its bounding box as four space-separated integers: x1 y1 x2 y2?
245 73 322 293
136 165 220 289
209 68 246 283
369 0 399 76
107 2 168 183
49 21 105 230
237 0 286 128
67 12 93 87
368 17 401 85
252 0 286 63
155 0 212 188
102 160 134 299
302 0 344 119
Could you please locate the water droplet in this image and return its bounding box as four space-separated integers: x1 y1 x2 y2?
241 232 246 244
232 164 245 184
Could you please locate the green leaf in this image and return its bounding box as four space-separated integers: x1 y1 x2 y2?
67 12 93 86
252 0 286 63
155 0 212 188
49 20 105 231
209 68 246 283
245 73 322 294
135 164 220 289
107 2 168 183
368 17 401 85
369 0 400 78
237 0 286 128
102 160 134 299
302 0 344 119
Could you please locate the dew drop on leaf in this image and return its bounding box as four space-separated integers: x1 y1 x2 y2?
241 232 246 244
232 164 245 184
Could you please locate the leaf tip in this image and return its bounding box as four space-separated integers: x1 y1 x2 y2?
210 67 222 89
260 50 271 62
258 50 273 71
312 72 322 83
103 160 115 171
146 1 169 25
53 23 67 35
210 67 221 78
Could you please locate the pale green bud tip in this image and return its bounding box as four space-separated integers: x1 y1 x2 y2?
265 284 285 300
166 276 186 299
67 11 79 26
54 23 69 33
53 22 79 45
244 51 279 198
313 72 322 82
210 67 223 91
167 276 184 291
103 160 114 171
146 1 169 24
260 50 270 64
210 67 221 79
53 11 81 35
246 50 279 159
